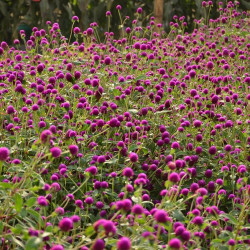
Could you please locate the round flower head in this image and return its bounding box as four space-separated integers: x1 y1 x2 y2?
7 105 15 114
207 61 214 69
51 245 64 250
72 16 79 21
129 152 138 162
209 146 217 155
75 199 84 208
69 145 79 155
0 147 9 161
80 247 89 250
103 220 116 235
175 226 185 236
85 197 94 204
132 204 144 215
169 238 182 249
59 217 73 232
168 172 180 183
181 230 191 241
12 159 21 164
92 239 105 250
154 209 169 223
116 5 122 10
117 237 131 250
50 147 62 158
85 166 97 175
97 155 105 163
192 216 203 225
106 11 111 16
40 130 52 144
104 56 111 65
193 120 202 127
55 207 65 215
71 215 80 223
224 144 232 152
137 7 143 14
123 167 134 178
228 239 235 246
86 28 93 36
37 196 48 206
171 142 180 149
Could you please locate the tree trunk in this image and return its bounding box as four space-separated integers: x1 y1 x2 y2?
154 0 164 27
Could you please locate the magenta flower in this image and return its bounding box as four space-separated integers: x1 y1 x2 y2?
0 147 9 161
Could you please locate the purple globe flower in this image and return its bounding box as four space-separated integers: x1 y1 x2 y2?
59 217 73 232
50 147 62 158
75 200 84 209
37 196 48 206
192 216 203 225
154 209 169 223
72 16 79 21
137 7 143 14
171 142 180 149
86 28 93 36
116 5 122 10
169 238 182 249
85 166 97 175
175 226 185 236
224 144 232 152
55 207 65 215
97 155 106 163
129 152 138 162
193 120 202 127
181 230 191 241
51 245 64 250
228 239 235 246
132 204 144 215
122 167 134 178
117 237 131 250
40 130 52 144
92 239 105 250
168 172 180 183
207 61 214 69
104 57 111 65
0 147 9 161
85 197 94 204
209 146 217 155
69 145 79 155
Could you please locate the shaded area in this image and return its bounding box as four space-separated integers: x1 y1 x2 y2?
0 0 249 44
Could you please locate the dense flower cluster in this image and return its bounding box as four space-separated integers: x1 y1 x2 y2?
0 1 249 249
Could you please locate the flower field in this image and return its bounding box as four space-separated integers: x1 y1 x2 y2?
0 1 249 249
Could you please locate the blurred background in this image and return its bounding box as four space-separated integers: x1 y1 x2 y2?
0 0 249 44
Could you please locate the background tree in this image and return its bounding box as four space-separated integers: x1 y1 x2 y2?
154 0 164 31
0 0 249 44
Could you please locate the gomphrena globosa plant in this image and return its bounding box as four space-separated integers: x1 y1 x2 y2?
0 1 249 249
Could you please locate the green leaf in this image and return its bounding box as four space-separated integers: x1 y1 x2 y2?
113 89 121 96
165 180 171 189
27 209 44 227
220 214 238 225
128 144 139 152
85 226 94 236
154 110 172 115
15 193 23 213
26 197 37 207
0 182 12 189
134 74 147 81
25 237 42 250
11 236 25 248
172 210 185 222
0 221 3 233
128 109 138 114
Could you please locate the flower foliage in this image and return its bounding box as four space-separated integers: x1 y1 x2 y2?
0 1 249 249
